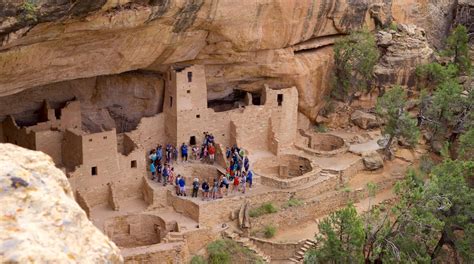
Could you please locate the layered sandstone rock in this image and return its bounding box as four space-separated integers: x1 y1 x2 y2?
374 24 434 89
0 0 459 123
0 143 123 263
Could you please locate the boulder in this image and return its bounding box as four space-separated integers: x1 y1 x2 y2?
362 151 384 170
395 148 415 162
351 110 380 129
0 144 122 263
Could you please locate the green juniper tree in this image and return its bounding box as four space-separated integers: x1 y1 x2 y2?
425 159 474 262
458 128 474 160
376 86 420 158
444 25 472 74
416 62 458 90
422 79 465 151
333 29 380 103
304 205 365 264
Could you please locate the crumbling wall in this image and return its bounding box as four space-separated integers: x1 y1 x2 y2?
2 116 36 149
167 191 200 222
127 113 166 151
35 130 63 165
250 238 305 261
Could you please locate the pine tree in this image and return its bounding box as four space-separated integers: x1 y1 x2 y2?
444 25 472 74
305 205 365 263
376 86 420 158
333 29 380 103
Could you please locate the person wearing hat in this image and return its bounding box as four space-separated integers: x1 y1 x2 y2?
192 178 200 197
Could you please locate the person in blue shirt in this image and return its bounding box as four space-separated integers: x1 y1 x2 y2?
150 162 156 181
156 145 162 161
246 170 253 188
181 143 188 162
162 164 169 186
244 156 250 171
178 175 186 196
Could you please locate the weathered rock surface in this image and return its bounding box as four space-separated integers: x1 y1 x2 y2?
0 143 123 263
350 110 379 129
374 24 434 89
0 71 164 133
362 151 384 170
0 0 458 122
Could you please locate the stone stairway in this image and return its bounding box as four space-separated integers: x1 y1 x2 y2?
319 168 340 178
224 231 271 263
162 231 184 243
289 239 316 263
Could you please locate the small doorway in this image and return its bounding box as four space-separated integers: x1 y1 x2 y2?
189 136 196 146
277 94 283 106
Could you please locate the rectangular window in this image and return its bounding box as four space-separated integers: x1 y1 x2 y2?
187 72 192 82
187 90 191 94
89 138 93 142
103 136 107 140
277 94 283 106
91 166 98 176
131 160 137 168
169 96 173 107
196 114 200 118
190 136 196 145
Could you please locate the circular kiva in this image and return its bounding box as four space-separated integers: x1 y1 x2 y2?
297 133 348 156
103 214 167 248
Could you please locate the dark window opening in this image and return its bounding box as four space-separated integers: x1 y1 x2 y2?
131 160 137 168
169 96 173 107
103 136 107 140
54 108 61 120
91 166 98 176
252 92 262 105
277 94 283 106
187 72 192 82
187 90 191 94
196 114 200 118
89 138 93 142
190 136 196 145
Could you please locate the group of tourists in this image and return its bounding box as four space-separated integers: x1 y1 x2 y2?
148 133 253 200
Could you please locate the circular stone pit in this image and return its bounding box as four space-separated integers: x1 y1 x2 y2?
103 214 167 248
297 132 348 156
254 154 312 179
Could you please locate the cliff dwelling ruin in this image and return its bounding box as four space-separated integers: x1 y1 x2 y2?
1 0 471 263
0 64 406 263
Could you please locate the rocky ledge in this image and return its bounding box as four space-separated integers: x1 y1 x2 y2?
0 143 123 263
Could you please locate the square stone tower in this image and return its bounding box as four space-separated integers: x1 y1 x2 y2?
164 65 208 146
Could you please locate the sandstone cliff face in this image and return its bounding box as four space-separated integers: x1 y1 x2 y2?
0 143 123 263
0 0 459 122
374 24 434 89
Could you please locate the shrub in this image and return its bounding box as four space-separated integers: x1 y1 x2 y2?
314 124 327 133
388 22 398 31
263 225 277 238
190 256 207 264
207 239 264 264
249 203 278 218
207 240 230 264
21 0 38 21
419 155 435 174
285 198 303 208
